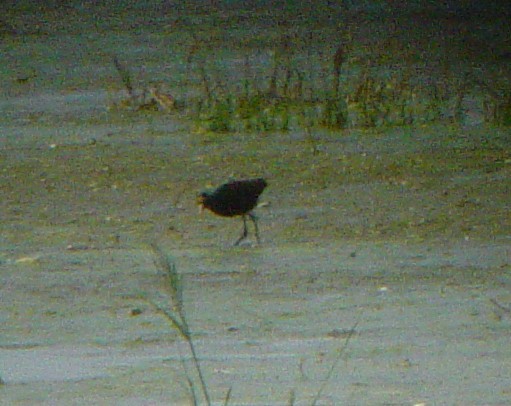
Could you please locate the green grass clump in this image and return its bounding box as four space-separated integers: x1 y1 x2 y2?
110 31 511 134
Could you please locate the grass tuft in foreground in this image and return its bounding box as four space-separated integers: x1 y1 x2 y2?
150 243 215 406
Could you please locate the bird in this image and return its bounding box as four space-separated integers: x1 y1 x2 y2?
198 178 268 246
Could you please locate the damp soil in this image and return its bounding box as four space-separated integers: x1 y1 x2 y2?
1 2 510 405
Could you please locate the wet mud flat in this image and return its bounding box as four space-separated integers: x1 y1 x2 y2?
1 1 511 405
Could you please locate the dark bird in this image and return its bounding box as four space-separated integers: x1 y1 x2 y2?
198 178 268 245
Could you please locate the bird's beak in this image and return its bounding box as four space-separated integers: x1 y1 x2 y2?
197 195 205 214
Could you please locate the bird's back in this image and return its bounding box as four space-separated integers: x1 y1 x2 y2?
205 178 267 217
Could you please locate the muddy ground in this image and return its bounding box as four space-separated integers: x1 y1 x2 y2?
1 2 511 405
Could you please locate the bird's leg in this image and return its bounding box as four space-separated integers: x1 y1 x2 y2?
248 212 260 243
234 215 249 246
